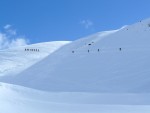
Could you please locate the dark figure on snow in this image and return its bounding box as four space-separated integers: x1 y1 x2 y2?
88 50 89 53
98 49 100 52
119 48 122 51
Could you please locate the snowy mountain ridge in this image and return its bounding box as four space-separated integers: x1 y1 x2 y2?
2 18 150 93
0 41 71 76
1 18 150 113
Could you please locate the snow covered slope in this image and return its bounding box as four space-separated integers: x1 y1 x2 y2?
2 18 150 93
2 18 150 113
1 82 150 113
0 41 70 76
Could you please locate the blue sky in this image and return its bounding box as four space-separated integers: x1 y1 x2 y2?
0 0 150 44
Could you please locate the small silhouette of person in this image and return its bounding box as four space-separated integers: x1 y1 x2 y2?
98 49 100 52
119 48 122 51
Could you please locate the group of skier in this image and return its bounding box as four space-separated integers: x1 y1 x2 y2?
25 48 40 52
72 48 122 53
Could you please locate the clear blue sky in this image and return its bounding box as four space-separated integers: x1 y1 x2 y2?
0 0 150 44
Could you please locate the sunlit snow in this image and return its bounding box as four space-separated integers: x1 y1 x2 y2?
1 18 150 113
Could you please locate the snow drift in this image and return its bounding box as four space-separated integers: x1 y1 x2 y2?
1 82 150 113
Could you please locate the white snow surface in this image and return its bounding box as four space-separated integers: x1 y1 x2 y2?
0 41 70 76
1 82 150 113
2 18 150 93
1 18 150 113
